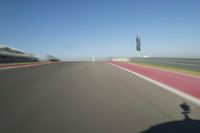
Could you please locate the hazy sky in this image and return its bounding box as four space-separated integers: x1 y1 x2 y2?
0 0 200 59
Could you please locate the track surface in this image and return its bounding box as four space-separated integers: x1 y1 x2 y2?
0 62 200 133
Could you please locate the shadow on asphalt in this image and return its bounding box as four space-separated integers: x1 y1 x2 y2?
140 103 200 133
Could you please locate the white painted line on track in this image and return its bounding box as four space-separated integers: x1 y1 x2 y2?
108 62 200 106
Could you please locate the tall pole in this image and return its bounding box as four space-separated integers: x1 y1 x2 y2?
136 33 142 57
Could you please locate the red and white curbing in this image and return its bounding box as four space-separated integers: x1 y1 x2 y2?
108 62 200 106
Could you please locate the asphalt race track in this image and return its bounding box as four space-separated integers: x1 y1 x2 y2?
0 62 200 133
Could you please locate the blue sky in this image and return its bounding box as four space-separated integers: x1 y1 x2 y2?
0 0 200 59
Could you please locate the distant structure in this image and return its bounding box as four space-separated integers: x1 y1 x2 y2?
111 57 130 62
0 44 38 63
136 33 141 51
47 55 60 62
107 57 113 61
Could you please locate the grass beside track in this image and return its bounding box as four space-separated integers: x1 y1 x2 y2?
129 61 200 77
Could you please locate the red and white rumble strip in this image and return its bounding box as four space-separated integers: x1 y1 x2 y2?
108 61 200 106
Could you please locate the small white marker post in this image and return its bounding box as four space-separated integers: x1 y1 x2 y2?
92 56 95 62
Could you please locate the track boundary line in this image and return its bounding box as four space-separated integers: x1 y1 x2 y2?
108 62 200 106
0 62 57 70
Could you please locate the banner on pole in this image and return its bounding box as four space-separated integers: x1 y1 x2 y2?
136 34 141 51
